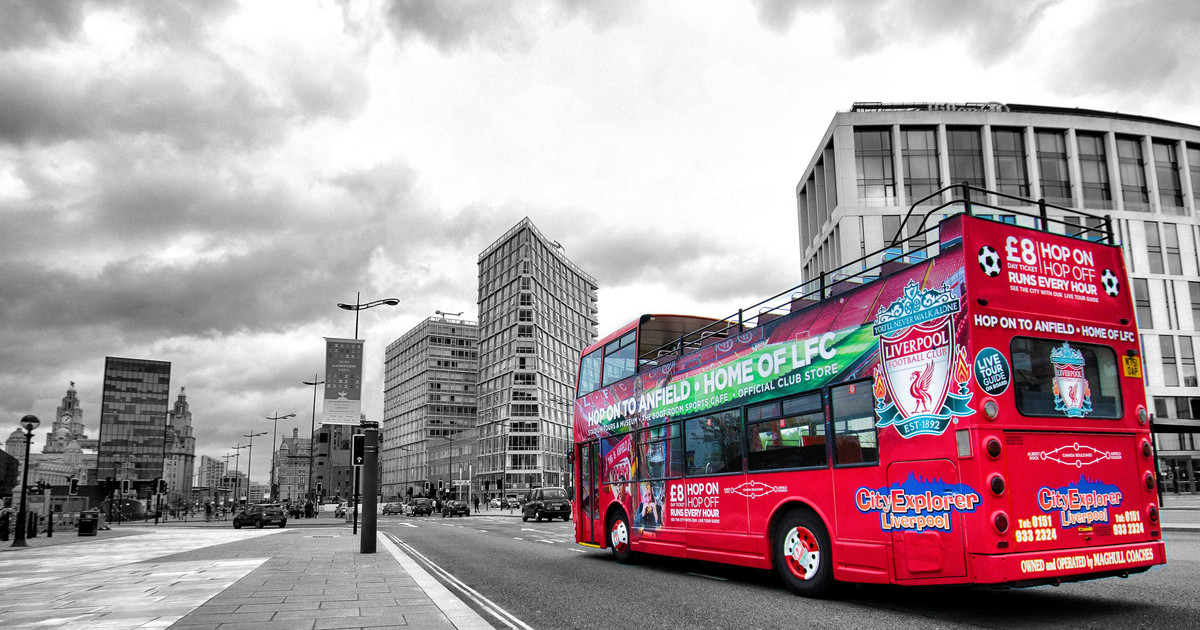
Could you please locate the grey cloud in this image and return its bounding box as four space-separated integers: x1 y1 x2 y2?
0 0 85 50
0 235 372 343
1048 0 1200 100
752 0 1059 63
383 0 642 53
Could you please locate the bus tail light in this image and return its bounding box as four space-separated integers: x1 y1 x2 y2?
985 437 1002 458
1144 472 1156 490
1137 406 1148 425
1141 440 1152 458
993 511 1009 534
983 398 999 420
989 474 1006 496
1148 505 1159 524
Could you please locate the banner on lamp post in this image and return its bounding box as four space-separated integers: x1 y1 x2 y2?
322 337 364 425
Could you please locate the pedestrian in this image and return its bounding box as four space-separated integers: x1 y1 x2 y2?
205 502 212 522
473 496 480 513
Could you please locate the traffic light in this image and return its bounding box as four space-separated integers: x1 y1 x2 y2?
484 480 490 491
438 479 443 490
424 481 430 492
121 479 131 494
317 482 322 495
156 478 168 495
497 480 503 492
68 477 79 495
351 434 365 466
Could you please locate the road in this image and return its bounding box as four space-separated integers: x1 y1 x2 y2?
381 511 1198 630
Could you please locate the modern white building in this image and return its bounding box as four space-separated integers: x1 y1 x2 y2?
382 315 479 500
475 218 598 499
794 102 1200 493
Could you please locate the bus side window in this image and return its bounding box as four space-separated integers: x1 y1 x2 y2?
831 380 879 465
683 410 743 476
577 349 602 396
746 392 827 471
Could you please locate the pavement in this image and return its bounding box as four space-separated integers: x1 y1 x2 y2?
0 510 512 630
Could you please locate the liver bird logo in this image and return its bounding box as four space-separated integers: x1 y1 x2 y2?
909 362 934 413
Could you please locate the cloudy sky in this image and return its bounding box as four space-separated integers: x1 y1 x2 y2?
2 0 1197 484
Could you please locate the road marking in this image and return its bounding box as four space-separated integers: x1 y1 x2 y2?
572 548 587 553
383 533 534 630
398 522 418 528
513 537 523 540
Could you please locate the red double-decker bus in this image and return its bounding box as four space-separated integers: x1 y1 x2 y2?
571 184 1165 597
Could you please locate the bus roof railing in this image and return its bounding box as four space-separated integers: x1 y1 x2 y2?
636 183 1118 370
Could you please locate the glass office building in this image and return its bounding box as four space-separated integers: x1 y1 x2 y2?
476 218 598 498
96 356 172 497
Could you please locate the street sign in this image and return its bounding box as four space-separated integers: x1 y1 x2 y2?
351 434 365 467
453 480 470 486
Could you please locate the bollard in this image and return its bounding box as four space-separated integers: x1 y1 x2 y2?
46 516 53 538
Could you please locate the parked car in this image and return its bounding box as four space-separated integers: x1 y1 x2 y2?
382 502 405 515
410 497 434 516
334 502 348 518
488 498 502 508
522 487 572 522
233 503 287 529
441 500 470 517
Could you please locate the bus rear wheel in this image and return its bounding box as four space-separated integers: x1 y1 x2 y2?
608 512 635 564
774 509 833 597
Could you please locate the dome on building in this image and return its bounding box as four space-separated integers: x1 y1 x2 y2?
65 441 82 452
8 428 23 441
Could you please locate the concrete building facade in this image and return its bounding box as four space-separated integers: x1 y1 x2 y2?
273 427 311 502
382 316 478 500
794 101 1200 493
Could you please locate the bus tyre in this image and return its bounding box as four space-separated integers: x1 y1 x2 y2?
775 509 833 597
608 512 635 564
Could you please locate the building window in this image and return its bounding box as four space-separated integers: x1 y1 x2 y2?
854 127 896 205
1077 132 1113 210
1036 129 1072 205
1145 222 1164 274
902 127 941 205
1191 282 1200 331
1117 136 1149 211
1181 336 1197 387
993 128 1030 202
882 215 902 261
1164 223 1183 275
1153 140 1185 212
1161 335 1178 387
947 127 985 195
1188 144 1200 210
1133 278 1153 328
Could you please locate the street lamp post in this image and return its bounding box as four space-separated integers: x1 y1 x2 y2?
11 415 40 547
243 431 267 504
266 412 296 501
335 293 399 555
230 444 247 505
302 376 324 505
336 292 400 340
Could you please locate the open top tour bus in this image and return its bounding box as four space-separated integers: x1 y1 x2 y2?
571 184 1165 597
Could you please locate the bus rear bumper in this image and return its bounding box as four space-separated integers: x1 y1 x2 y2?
972 540 1166 586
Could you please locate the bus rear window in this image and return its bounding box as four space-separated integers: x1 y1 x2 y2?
578 349 601 396
1011 338 1122 419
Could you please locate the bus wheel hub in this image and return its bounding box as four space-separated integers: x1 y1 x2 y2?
784 526 820 580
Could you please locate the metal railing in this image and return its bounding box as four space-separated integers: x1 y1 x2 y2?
636 183 1117 369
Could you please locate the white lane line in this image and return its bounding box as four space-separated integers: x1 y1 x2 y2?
378 533 494 630
383 533 535 630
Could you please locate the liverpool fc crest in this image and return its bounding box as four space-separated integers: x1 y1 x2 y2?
1051 342 1093 417
873 280 974 438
